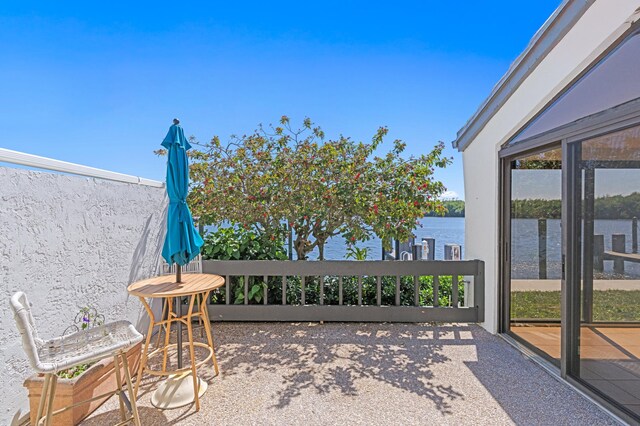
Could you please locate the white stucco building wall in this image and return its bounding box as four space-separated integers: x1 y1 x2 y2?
460 0 640 333
0 167 167 423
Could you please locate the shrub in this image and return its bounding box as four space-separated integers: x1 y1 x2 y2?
201 226 287 261
203 226 287 304
186 117 451 260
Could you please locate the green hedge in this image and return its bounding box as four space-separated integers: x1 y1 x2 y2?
201 227 287 261
211 275 464 306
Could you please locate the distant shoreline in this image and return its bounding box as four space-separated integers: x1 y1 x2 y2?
427 200 465 218
435 193 640 219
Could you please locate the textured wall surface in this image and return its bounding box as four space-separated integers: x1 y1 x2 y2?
0 167 167 423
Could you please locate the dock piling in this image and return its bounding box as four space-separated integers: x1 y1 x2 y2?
538 218 547 279
612 233 626 275
633 217 638 254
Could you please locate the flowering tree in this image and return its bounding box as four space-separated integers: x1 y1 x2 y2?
169 117 451 260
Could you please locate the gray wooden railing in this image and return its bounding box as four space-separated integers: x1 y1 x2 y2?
202 260 485 323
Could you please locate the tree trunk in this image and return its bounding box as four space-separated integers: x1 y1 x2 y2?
294 235 308 260
317 238 326 260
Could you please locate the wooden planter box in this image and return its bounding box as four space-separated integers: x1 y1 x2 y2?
24 342 141 426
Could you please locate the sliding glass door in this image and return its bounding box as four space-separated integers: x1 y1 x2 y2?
502 125 640 422
569 125 640 417
498 27 640 421
506 146 563 363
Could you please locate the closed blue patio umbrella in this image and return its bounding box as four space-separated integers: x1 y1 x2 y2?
154 119 206 406
161 119 203 282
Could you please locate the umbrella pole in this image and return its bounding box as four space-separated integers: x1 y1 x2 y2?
176 264 183 368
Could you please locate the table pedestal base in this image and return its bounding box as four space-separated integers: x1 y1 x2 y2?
150 373 208 410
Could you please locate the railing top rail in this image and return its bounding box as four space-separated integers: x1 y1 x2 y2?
0 147 164 188
203 259 484 276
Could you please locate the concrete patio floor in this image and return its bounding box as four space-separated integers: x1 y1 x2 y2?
82 322 618 425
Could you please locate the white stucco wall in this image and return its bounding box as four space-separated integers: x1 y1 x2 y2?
462 0 640 333
0 167 167 424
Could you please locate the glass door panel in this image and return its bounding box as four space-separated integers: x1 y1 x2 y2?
509 147 562 363
575 125 640 418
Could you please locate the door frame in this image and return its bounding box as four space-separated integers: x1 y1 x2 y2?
496 23 640 423
498 142 562 364
498 108 640 424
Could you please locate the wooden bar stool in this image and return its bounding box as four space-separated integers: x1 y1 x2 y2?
127 273 224 411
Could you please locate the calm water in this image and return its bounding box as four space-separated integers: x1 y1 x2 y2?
511 219 640 278
308 217 465 260
205 217 639 278
205 217 465 261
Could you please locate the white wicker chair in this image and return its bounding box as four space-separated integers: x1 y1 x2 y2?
10 292 143 426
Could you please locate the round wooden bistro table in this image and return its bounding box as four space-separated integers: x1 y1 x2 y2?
127 273 224 411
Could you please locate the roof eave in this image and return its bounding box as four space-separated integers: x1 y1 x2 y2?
452 0 595 152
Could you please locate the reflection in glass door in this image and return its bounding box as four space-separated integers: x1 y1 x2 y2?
573 125 640 418
508 147 562 362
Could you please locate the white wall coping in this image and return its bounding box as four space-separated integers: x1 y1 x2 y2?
0 148 164 188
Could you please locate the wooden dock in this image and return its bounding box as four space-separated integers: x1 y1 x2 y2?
604 251 640 262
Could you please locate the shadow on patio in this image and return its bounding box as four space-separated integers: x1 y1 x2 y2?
83 322 616 425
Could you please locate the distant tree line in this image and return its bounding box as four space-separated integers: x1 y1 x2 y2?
512 199 561 219
426 200 465 217
431 193 640 219
512 192 640 219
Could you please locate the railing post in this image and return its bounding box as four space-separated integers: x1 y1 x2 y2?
452 275 459 307
433 276 439 307
244 275 249 305
474 260 485 323
282 276 287 305
263 275 268 305
463 279 471 308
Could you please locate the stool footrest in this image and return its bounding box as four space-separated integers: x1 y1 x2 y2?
142 342 214 377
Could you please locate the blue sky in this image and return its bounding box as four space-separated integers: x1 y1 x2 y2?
0 1 562 199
